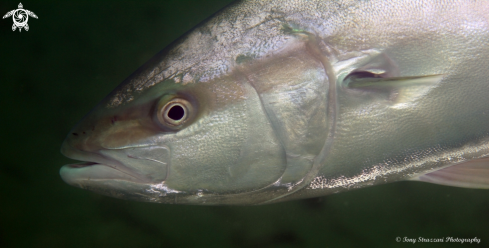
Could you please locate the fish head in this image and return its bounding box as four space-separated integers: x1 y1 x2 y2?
60 59 288 205
60 2 339 205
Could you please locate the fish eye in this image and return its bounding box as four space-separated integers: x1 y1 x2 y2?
167 104 185 121
157 98 193 128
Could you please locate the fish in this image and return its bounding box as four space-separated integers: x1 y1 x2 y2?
60 0 489 205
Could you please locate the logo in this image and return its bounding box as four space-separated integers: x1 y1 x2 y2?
3 3 38 32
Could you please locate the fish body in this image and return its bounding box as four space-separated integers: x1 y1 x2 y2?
60 0 489 205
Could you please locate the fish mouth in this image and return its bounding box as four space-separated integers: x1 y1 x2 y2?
66 162 99 168
59 134 182 204
59 142 154 188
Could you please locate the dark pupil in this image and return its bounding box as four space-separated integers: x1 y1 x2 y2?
167 105 185 121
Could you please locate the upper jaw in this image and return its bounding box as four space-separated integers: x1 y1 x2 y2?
60 138 152 186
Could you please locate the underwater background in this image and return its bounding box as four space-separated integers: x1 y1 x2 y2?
1 1 489 247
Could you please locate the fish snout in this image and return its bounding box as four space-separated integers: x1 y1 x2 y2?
61 129 171 183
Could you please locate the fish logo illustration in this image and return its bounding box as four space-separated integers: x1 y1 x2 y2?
3 3 38 32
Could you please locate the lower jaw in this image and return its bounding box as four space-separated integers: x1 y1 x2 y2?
59 163 149 187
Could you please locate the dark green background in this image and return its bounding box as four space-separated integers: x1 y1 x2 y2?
1 1 488 247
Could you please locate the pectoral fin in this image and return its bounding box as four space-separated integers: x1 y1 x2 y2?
347 74 443 88
346 74 444 106
412 158 489 189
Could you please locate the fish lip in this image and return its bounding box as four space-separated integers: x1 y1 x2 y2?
61 136 122 169
67 161 99 168
61 145 116 169
60 140 150 183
